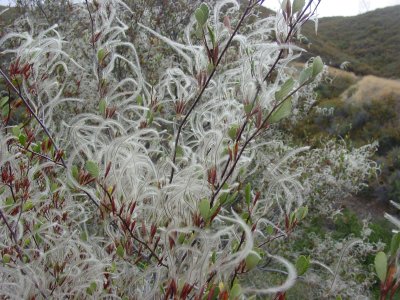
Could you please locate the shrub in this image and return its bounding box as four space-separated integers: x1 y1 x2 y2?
0 0 380 298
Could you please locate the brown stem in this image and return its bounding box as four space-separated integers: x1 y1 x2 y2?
0 208 18 244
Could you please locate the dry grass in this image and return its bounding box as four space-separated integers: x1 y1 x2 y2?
342 75 400 103
326 66 358 82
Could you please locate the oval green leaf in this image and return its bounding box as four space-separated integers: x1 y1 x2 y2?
245 251 261 270
296 255 310 276
85 160 99 178
199 198 211 220
374 251 387 282
269 97 292 123
275 78 294 101
230 283 242 299
312 56 324 77
116 244 124 258
391 232 400 256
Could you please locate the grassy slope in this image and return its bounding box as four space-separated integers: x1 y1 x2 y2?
0 5 20 31
301 5 400 79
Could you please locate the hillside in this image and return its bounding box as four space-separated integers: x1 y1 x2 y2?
3 3 400 79
301 5 400 79
0 5 19 31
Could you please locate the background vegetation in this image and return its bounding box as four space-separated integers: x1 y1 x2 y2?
1 0 400 298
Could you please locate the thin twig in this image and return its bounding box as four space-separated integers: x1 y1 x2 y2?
36 0 50 24
85 0 96 56
0 68 67 168
210 0 321 205
211 82 307 204
14 144 65 167
98 182 167 268
169 0 259 184
0 208 18 244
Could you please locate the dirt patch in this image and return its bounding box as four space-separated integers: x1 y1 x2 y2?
338 194 396 221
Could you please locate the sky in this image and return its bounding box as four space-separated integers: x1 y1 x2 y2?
1 0 400 17
263 0 400 17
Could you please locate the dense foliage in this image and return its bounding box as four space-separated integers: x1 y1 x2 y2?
0 0 393 299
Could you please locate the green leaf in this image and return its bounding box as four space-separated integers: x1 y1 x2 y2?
199 198 211 220
2 103 10 117
109 262 117 273
23 200 34 212
289 211 296 224
176 145 184 158
292 0 305 13
195 24 203 39
0 96 9 108
228 124 239 140
2 254 11 264
85 161 99 178
195 8 207 26
245 251 261 270
116 244 124 258
35 233 43 244
200 3 209 20
296 206 308 220
50 182 58 192
244 103 252 114
178 233 186 244
269 97 292 123
80 231 88 242
5 197 13 207
230 283 242 299
299 66 313 85
0 186 5 195
97 48 106 62
374 251 387 282
195 3 209 27
219 192 229 205
296 255 310 276
245 183 251 206
136 95 143 106
275 78 294 101
266 225 274 235
147 111 154 125
11 125 21 137
312 56 324 77
71 165 79 180
227 191 238 205
211 251 216 264
207 24 216 47
12 76 22 87
32 142 41 153
86 281 97 295
18 134 27 147
99 99 106 115
391 233 400 256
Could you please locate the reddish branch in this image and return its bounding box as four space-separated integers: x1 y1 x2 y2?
0 67 67 168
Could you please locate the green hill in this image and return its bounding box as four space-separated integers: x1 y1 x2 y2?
301 5 400 79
